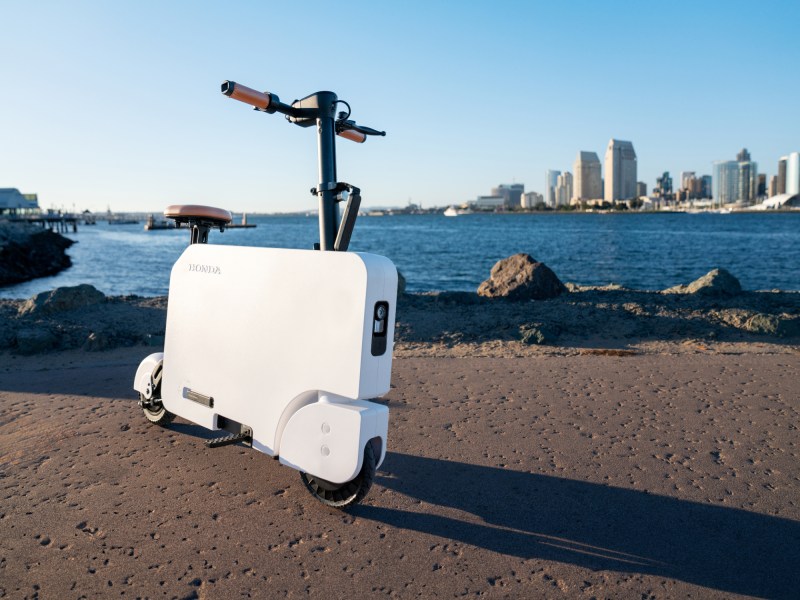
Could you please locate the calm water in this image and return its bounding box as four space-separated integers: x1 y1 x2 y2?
2 212 799 299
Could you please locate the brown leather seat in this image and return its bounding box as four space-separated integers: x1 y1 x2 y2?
164 204 232 225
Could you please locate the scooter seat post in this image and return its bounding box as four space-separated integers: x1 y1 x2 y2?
164 204 233 244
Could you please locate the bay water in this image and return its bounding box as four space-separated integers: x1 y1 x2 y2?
2 212 799 299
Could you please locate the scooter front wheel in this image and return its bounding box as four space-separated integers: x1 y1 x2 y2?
301 443 376 509
140 393 175 427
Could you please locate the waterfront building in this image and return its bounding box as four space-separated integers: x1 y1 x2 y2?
787 152 800 195
604 139 637 201
757 174 767 198
713 153 758 206
680 171 696 190
701 175 712 199
737 148 751 162
491 184 524 208
654 172 674 200
0 188 40 215
573 151 602 201
545 170 561 208
473 195 506 210
521 191 543 209
769 175 778 197
636 181 647 197
555 172 573 207
777 156 788 194
713 161 738 206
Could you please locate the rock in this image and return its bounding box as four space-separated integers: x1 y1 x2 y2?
519 323 559 345
744 314 800 338
83 331 113 351
19 284 106 316
15 328 58 355
663 268 742 297
478 253 566 301
0 222 74 285
397 270 406 294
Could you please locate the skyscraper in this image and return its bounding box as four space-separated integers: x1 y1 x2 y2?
573 151 602 201
555 172 573 207
713 151 758 206
491 184 525 208
545 170 561 208
713 161 739 206
777 157 788 194
604 139 637 201
787 152 800 195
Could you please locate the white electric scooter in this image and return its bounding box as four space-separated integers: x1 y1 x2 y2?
133 80 397 508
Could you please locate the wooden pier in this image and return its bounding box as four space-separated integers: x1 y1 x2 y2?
7 215 79 233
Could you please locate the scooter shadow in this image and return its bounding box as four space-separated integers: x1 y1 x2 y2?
352 451 800 599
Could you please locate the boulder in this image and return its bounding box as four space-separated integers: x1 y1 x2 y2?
15 328 58 355
19 284 106 316
663 268 742 297
477 253 566 301
519 322 560 345
0 222 73 285
744 313 800 338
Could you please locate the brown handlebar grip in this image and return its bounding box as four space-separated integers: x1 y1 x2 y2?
337 129 367 143
220 80 271 111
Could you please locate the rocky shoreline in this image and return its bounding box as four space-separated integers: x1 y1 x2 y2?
1 270 797 356
0 221 74 286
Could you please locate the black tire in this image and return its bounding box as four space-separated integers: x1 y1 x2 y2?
139 364 173 426
140 393 175 426
301 442 377 509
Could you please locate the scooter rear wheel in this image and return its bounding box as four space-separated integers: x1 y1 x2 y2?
140 393 175 427
301 442 376 508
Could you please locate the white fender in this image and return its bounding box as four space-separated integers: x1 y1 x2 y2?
278 392 388 484
133 352 164 399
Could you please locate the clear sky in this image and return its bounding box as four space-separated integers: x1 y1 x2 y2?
2 0 798 213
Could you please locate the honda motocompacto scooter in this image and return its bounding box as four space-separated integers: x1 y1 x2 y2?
133 80 396 508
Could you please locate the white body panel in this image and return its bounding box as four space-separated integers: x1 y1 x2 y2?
155 245 396 476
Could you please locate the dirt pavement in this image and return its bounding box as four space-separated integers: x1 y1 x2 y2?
1 348 798 599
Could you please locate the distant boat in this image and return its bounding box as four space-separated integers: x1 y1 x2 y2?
144 214 175 230
444 206 473 216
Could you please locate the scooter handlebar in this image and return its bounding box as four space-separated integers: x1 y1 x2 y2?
220 80 273 111
337 129 367 143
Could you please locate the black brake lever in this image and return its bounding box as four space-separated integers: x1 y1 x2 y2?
337 119 386 137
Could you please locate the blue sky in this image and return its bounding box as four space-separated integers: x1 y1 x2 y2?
2 0 798 213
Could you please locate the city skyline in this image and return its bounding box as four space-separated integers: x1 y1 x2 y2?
2 1 799 213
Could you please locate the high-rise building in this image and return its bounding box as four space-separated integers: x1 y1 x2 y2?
713 151 758 206
555 172 573 207
680 171 696 190
713 161 738 206
573 151 602 201
654 172 674 199
737 148 751 162
545 170 561 208
701 175 712 199
491 184 525 208
768 175 778 197
757 174 767 198
636 182 647 197
604 139 637 201
777 157 788 194
787 152 800 195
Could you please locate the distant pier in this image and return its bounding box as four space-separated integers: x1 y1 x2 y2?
8 215 79 233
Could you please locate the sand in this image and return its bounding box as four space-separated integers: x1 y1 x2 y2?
1 343 799 599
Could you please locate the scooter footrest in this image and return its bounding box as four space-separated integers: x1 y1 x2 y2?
206 430 252 448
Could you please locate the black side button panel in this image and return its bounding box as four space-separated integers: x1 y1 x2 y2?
371 301 389 356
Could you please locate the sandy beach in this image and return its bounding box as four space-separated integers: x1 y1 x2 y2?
2 309 799 598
